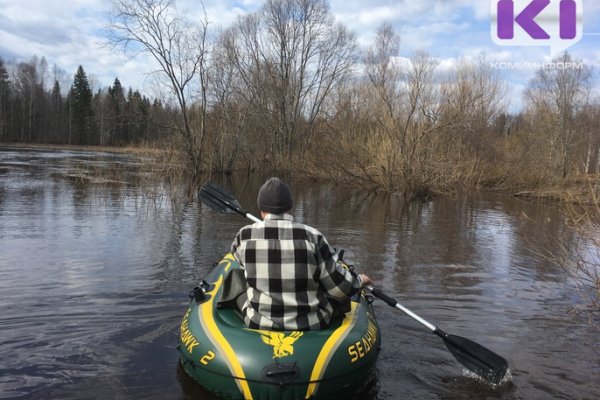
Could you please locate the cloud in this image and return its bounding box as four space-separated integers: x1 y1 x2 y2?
176 0 251 30
329 0 490 54
0 14 72 46
0 0 110 80
355 5 401 26
0 0 597 111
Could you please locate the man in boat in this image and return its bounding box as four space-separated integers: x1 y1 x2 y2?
231 177 373 331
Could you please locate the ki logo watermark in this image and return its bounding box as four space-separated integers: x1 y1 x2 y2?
491 0 583 56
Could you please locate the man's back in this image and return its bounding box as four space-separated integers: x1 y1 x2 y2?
232 213 360 331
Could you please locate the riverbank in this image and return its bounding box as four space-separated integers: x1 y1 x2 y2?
2 142 599 205
509 176 600 205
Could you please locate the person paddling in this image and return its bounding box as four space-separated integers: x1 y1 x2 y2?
231 177 373 331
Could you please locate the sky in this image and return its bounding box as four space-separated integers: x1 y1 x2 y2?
0 0 599 111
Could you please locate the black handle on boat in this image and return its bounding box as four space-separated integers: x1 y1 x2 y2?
369 287 397 307
367 286 508 385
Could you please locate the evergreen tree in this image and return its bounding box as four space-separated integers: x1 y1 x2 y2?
69 65 93 145
108 78 125 144
127 89 151 143
50 80 64 143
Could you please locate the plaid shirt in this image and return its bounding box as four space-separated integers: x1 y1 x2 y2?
231 213 361 331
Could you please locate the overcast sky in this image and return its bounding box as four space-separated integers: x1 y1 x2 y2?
1 0 599 110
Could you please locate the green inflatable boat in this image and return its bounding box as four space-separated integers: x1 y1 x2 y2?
178 253 381 400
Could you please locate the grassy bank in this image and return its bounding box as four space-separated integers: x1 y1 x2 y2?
4 141 600 204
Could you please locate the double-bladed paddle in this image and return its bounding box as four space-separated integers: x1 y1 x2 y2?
367 286 508 384
198 181 509 384
199 182 260 222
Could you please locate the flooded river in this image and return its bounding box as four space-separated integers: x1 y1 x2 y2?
0 146 598 399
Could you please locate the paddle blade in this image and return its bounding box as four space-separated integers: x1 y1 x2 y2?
435 329 508 384
199 182 245 215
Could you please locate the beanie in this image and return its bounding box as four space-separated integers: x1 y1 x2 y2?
257 177 293 214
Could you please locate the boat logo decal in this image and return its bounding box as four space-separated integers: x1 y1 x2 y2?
258 331 303 358
347 317 378 363
180 308 201 353
200 350 216 365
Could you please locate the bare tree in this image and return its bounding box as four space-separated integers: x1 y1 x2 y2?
525 53 593 178
0 58 8 141
207 30 251 174
108 0 210 181
441 56 508 181
13 60 43 142
225 0 357 168
363 23 446 194
364 22 402 124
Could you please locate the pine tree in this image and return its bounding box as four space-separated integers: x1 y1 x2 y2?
69 65 93 145
108 78 125 144
126 89 150 143
50 80 64 143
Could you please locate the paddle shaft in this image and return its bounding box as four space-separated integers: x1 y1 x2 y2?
246 213 261 222
368 286 436 332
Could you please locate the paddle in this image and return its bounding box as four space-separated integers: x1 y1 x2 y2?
198 182 509 384
199 182 260 222
367 286 508 384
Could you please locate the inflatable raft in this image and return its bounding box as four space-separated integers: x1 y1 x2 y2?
178 253 381 400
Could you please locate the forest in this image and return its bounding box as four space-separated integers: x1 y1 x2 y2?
0 0 598 198
0 59 174 147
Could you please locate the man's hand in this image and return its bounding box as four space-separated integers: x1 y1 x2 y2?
358 274 373 288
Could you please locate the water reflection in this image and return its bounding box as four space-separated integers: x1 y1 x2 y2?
0 147 598 399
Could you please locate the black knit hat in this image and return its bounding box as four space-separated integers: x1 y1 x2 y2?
257 177 293 214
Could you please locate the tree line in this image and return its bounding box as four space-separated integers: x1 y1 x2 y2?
0 57 177 147
2 0 599 195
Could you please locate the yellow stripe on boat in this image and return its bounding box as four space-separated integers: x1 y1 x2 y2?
199 274 253 400
305 301 359 399
222 253 236 272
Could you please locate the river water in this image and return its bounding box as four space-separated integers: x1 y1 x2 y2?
0 147 598 400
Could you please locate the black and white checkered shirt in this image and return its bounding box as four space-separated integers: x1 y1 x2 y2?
231 213 361 331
